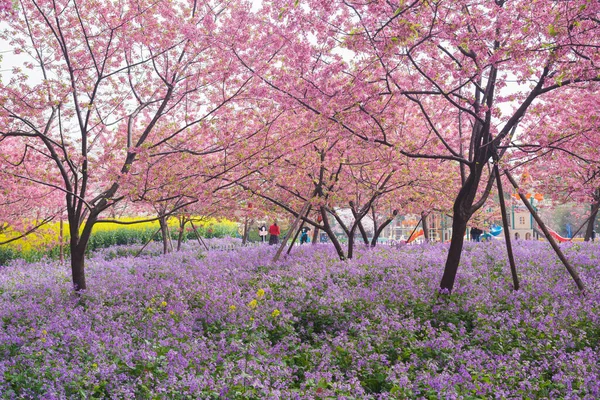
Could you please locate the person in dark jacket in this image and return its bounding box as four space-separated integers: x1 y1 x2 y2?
470 226 482 242
300 227 311 244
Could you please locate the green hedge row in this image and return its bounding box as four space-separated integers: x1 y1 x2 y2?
0 222 239 266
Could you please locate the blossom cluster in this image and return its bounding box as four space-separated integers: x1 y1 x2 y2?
0 240 599 398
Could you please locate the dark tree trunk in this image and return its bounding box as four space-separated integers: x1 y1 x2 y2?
371 207 379 242
273 202 310 262
421 211 430 242
350 202 370 244
159 216 169 255
320 206 346 260
287 220 305 255
357 220 369 244
347 226 357 259
371 210 398 247
70 243 87 291
495 165 519 290
68 212 97 292
584 198 599 241
439 169 483 292
242 217 249 245
440 212 469 292
505 169 584 292
311 226 319 244
177 218 185 251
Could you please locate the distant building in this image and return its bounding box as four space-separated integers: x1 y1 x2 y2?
507 206 540 240
382 213 452 243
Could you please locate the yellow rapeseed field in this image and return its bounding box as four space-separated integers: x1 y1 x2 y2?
0 216 237 254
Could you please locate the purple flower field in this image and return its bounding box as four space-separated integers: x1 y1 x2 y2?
1 240 599 399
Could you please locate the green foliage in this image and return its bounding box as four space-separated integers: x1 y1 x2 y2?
0 220 238 264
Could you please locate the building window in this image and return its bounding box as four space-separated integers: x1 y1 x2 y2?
519 216 525 225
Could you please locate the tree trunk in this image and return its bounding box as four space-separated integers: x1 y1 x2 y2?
159 216 169 255
70 243 87 291
505 169 585 292
287 220 305 255
422 211 430 242
495 165 519 291
177 219 185 251
439 170 483 292
347 225 357 259
584 199 599 241
242 217 249 245
320 206 346 260
311 226 319 245
439 212 469 292
273 202 310 262
68 212 97 292
371 210 398 247
190 221 209 251
357 221 369 244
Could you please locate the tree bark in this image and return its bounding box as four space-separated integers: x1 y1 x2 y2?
70 243 87 291
242 217 249 245
495 165 519 291
350 205 369 245
135 227 161 258
439 169 483 292
320 206 346 260
190 221 209 251
159 216 169 255
439 213 469 292
311 226 319 245
273 201 311 262
347 225 358 259
68 211 97 292
421 211 430 242
584 197 599 241
177 218 186 251
371 210 398 246
287 219 306 255
505 169 585 292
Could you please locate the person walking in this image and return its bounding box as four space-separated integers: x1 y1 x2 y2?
300 227 311 244
470 226 482 242
258 225 268 242
268 222 280 245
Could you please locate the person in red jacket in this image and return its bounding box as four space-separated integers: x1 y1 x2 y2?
268 222 280 245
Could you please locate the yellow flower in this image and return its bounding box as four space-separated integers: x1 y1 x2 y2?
41 330 47 335
169 310 175 316
271 309 281 318
41 337 46 343
248 299 258 309
92 363 98 369
228 305 237 312
256 289 265 299
160 301 167 308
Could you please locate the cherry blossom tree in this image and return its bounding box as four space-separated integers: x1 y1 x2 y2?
0 0 254 290
246 0 600 291
515 86 600 240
